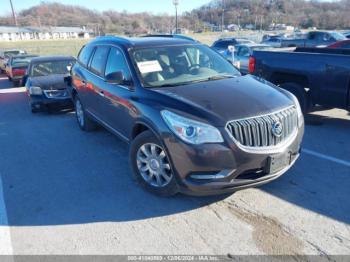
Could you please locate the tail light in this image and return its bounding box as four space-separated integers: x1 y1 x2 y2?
12 69 26 76
248 56 256 74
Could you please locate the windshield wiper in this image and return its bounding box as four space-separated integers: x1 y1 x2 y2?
207 74 236 81
148 75 237 88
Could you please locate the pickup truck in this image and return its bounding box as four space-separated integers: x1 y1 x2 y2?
249 47 350 113
280 31 346 48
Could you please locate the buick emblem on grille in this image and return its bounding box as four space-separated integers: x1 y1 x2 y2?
271 120 283 137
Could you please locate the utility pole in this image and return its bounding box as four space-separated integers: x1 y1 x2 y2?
221 0 225 32
173 0 179 34
9 0 18 26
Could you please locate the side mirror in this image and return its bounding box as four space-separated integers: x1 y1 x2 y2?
105 71 125 85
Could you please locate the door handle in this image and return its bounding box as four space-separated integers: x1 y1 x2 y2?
81 80 86 86
99 90 105 97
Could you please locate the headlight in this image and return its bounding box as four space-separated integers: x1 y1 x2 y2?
161 110 224 145
290 93 304 128
29 86 43 95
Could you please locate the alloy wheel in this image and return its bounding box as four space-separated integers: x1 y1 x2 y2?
136 143 173 187
75 99 84 127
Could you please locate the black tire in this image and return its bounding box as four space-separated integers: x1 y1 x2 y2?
31 106 40 113
74 96 97 131
130 130 179 197
279 82 309 114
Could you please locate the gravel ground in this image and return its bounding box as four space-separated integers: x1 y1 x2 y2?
0 76 349 256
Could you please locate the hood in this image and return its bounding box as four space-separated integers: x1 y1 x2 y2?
29 74 68 90
154 75 294 126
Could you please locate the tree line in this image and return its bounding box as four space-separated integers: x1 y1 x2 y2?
0 0 349 34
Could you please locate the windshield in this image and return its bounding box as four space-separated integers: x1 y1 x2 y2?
330 32 346 41
30 60 74 77
5 51 21 56
12 56 36 66
131 44 240 88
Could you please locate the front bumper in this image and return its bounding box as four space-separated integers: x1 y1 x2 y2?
162 124 304 196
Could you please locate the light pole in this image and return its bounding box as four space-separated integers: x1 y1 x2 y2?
221 0 225 32
9 0 18 26
173 0 179 34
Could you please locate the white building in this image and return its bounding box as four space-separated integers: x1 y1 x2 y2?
0 26 93 41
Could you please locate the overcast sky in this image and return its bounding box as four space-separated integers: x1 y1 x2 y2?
1 0 213 16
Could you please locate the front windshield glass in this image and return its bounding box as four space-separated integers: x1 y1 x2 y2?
5 51 21 56
12 56 36 66
131 44 240 88
330 32 346 41
30 60 74 77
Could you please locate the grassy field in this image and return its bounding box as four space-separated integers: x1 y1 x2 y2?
0 39 89 57
0 32 265 57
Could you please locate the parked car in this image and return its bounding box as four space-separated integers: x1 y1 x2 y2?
343 32 350 39
143 34 197 42
328 40 350 49
25 56 75 113
5 54 37 86
211 38 255 54
68 36 304 196
249 47 350 113
0 49 27 72
280 31 346 48
223 44 272 74
261 36 283 48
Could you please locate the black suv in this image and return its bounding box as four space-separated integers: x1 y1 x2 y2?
70 36 304 196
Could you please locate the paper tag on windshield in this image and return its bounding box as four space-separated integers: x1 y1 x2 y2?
137 60 162 74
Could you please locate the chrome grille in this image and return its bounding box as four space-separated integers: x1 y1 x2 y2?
226 107 298 148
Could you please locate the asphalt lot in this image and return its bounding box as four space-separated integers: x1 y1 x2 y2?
0 74 349 256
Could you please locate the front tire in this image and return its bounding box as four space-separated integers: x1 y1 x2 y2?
130 130 179 197
74 96 97 131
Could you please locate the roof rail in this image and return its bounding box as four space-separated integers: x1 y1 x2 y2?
93 35 131 44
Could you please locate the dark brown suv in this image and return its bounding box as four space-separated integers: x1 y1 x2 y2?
69 36 304 196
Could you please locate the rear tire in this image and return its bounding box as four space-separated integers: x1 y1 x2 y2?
130 130 179 197
74 96 97 131
279 82 309 113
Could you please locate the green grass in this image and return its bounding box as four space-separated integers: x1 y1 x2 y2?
0 39 89 57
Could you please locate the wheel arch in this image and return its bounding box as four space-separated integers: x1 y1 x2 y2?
131 120 161 141
270 72 309 89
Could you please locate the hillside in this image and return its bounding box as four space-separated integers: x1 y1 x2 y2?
0 0 350 34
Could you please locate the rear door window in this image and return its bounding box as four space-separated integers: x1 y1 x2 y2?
89 46 110 76
78 45 95 67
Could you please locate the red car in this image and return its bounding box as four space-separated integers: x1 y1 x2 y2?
5 54 37 86
328 40 350 49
